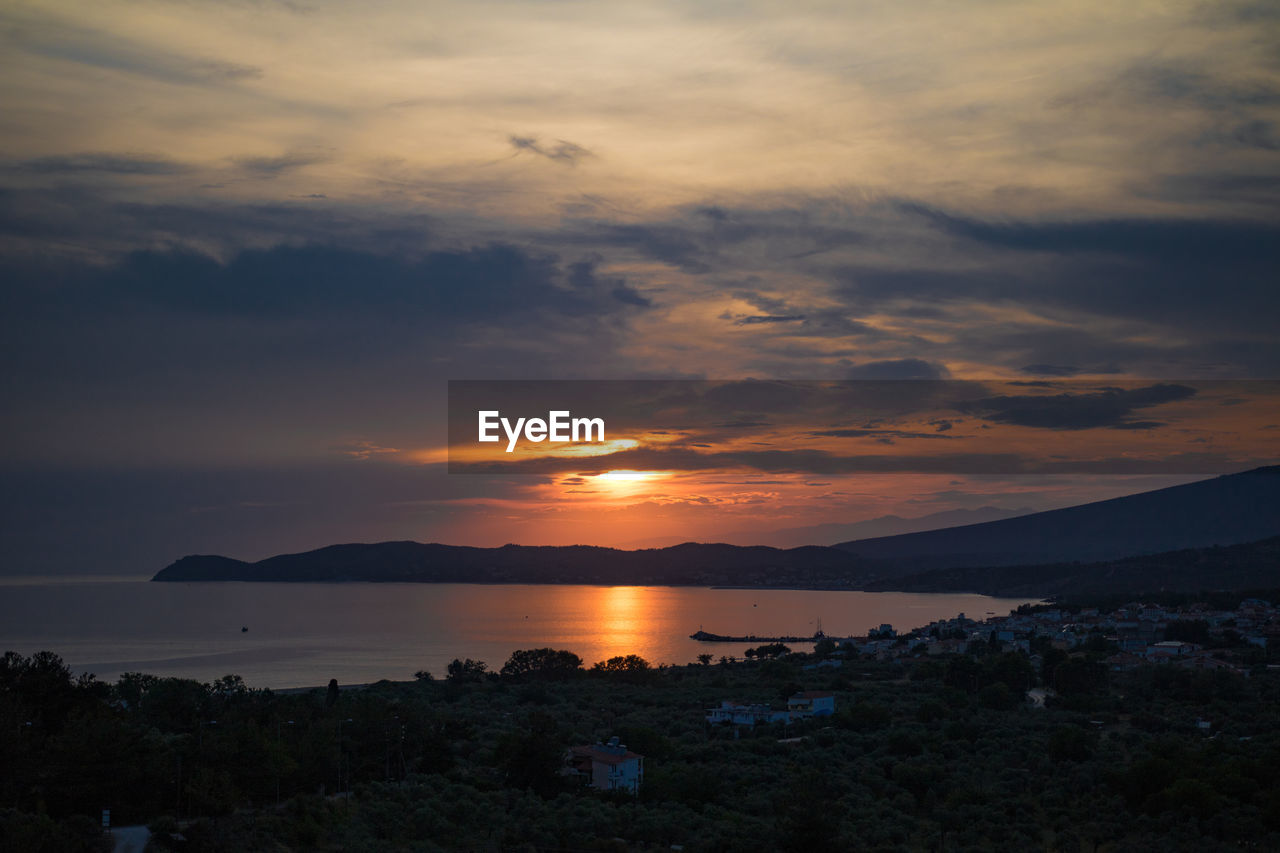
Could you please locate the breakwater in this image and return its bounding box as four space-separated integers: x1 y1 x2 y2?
690 630 831 643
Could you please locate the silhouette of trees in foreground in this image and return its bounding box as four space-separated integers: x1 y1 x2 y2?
2 640 1280 851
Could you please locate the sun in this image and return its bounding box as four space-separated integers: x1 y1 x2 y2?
592 469 667 497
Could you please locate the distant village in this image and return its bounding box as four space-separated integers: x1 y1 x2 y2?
688 596 1279 744
817 597 1277 677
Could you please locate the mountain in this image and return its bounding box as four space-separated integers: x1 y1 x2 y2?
834 466 1280 575
152 541 866 587
864 535 1280 598
708 506 1035 549
153 467 1280 594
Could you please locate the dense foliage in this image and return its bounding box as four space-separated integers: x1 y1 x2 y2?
2 639 1279 851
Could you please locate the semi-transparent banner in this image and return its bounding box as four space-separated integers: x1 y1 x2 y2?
447 379 1280 475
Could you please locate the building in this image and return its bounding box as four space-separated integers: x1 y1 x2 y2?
1146 640 1196 659
568 737 644 794
705 700 790 727
787 691 836 717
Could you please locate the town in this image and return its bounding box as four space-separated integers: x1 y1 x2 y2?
4 592 1280 851
838 596 1275 677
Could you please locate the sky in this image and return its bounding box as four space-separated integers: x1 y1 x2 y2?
1 0 1278 575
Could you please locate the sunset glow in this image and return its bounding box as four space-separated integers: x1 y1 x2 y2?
0 0 1276 566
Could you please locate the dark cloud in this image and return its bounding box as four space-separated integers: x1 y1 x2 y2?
846 359 950 380
1 242 655 392
0 241 657 468
13 152 193 176
955 383 1198 430
725 292 877 338
565 254 650 307
810 428 957 440
0 185 431 258
509 135 593 165
1221 119 1280 150
1020 364 1081 377
92 244 589 318
1149 172 1280 208
1049 59 1280 113
611 284 651 307
1117 60 1280 110
569 205 866 274
8 17 264 86
904 203 1280 263
827 205 1280 361
734 314 805 325
588 223 710 273
233 152 329 175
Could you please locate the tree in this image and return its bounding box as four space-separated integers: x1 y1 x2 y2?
696 653 714 666
1047 726 1096 762
496 712 563 797
446 658 487 684
325 679 339 708
413 669 433 681
747 643 791 659
591 654 651 674
211 674 248 699
500 648 583 680
977 681 1016 710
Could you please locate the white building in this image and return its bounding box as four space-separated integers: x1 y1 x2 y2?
1146 640 1196 659
568 738 644 794
705 700 790 727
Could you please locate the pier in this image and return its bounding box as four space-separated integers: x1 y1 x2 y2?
689 630 832 643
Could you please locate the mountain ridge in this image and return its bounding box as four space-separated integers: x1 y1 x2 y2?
833 466 1280 573
153 466 1280 593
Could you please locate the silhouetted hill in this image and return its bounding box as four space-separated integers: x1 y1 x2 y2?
708 505 1033 549
153 541 866 587
864 535 1280 598
834 466 1280 574
154 467 1280 593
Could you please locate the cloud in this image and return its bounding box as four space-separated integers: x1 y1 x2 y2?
6 13 264 86
1020 364 1081 377
13 153 193 176
846 359 950 380
565 254 650 307
451 444 1248 477
734 314 805 325
340 440 400 459
955 383 1198 430
903 203 1280 264
725 294 877 338
30 242 653 322
233 152 329 176
810 428 958 441
509 135 593 165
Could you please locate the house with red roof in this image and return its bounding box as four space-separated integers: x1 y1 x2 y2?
567 737 644 794
787 691 836 717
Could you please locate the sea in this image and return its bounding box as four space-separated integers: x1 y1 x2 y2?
0 579 1035 689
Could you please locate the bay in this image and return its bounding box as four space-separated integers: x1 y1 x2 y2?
0 581 1035 689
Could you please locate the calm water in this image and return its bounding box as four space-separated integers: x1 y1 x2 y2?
0 581 1034 689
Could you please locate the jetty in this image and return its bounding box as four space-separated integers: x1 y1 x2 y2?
690 630 829 643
